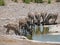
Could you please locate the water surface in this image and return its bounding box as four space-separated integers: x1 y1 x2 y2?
26 25 60 42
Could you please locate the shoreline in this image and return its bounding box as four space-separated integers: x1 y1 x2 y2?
0 35 60 45
29 40 60 44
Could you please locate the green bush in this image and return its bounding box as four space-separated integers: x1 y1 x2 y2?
48 0 51 4
23 0 43 3
23 0 31 4
35 0 37 3
0 0 5 6
35 0 43 3
38 0 43 3
31 0 35 2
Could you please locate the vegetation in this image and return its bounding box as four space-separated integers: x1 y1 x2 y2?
23 0 43 3
34 0 43 3
37 0 43 3
12 0 52 4
15 0 18 2
12 0 18 2
48 0 51 4
23 0 31 4
0 0 5 6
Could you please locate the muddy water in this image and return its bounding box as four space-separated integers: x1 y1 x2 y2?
26 25 60 42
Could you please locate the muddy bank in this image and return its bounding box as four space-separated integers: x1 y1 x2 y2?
0 35 60 45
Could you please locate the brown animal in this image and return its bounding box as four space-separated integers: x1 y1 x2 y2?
4 16 35 36
19 18 27 29
4 23 20 35
28 12 34 20
19 17 33 35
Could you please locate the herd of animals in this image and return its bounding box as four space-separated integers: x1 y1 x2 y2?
4 12 58 36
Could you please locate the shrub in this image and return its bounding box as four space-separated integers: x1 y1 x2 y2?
48 0 51 4
23 0 31 4
35 0 37 3
31 0 35 2
35 0 43 3
23 0 43 3
38 0 43 3
0 0 5 6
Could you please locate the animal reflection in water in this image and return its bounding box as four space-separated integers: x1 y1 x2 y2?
4 12 58 36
